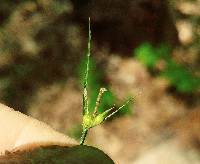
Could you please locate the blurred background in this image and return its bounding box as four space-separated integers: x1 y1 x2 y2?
0 0 200 163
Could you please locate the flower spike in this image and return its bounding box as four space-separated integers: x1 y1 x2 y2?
93 88 107 116
82 17 91 116
80 18 133 145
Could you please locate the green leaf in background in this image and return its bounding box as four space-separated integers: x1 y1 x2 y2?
161 61 200 93
134 42 200 93
134 43 159 68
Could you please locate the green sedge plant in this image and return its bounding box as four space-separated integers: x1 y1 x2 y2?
80 18 132 145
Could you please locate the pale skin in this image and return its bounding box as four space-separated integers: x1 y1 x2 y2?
0 103 77 155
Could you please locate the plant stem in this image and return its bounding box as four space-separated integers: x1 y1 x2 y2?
80 129 88 145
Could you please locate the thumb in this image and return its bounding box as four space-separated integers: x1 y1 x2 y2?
0 103 77 154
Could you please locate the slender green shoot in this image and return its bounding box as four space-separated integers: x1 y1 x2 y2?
80 18 133 145
80 129 88 145
80 17 91 145
82 17 91 116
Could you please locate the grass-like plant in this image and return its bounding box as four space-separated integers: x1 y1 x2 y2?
80 18 132 145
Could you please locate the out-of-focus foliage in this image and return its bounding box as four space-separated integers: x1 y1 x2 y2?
170 0 200 52
0 0 179 112
169 0 200 78
68 124 82 141
161 61 200 93
135 43 200 93
135 43 170 69
0 0 27 25
0 0 82 111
